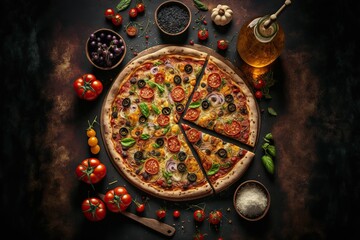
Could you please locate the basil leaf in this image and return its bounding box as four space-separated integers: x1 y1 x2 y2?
121 137 136 147
146 80 165 93
151 104 161 115
189 101 201 108
207 163 220 176
266 145 276 158
140 134 150 140
116 0 131 11
152 143 160 148
264 133 273 141
162 125 171 134
268 107 277 116
262 142 270 150
193 0 208 11
261 155 274 174
139 103 150 118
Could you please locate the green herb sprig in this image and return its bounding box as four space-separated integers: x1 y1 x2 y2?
260 133 276 174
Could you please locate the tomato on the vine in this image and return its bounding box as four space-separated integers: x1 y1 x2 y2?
111 13 123 26
156 208 166 219
103 186 132 212
197 29 209 40
193 209 206 222
255 90 263 99
73 74 103 101
217 39 229 50
136 203 145 213
208 210 223 225
173 210 181 218
75 158 107 184
254 79 265 89
81 197 106 221
194 232 205 240
136 3 145 13
104 8 115 20
129 8 138 18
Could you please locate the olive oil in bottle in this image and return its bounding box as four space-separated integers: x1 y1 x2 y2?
237 0 291 68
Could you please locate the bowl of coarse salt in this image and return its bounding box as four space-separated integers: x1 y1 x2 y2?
233 180 271 221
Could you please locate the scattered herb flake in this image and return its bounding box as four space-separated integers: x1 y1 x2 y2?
268 107 277 116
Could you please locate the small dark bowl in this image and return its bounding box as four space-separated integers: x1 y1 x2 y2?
86 28 126 70
233 180 271 221
155 0 191 36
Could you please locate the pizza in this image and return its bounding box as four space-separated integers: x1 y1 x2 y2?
101 45 259 201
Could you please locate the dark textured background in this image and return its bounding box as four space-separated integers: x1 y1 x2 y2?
1 0 359 239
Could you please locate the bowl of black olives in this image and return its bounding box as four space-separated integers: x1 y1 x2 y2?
86 28 126 70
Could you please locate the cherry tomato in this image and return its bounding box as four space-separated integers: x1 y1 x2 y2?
126 25 138 37
104 186 132 213
217 39 229 50
73 74 103 101
88 136 98 147
173 210 181 218
193 209 206 222
136 3 145 13
155 72 165 84
111 13 123 26
75 158 107 184
197 29 209 40
156 209 166 219
105 8 115 20
136 203 145 213
255 90 263 99
90 145 101 155
81 197 106 221
129 8 138 18
254 79 265 89
86 128 96 138
194 232 205 240
208 210 223 225
144 158 160 175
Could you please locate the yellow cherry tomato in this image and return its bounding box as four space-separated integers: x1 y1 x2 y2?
87 128 96 138
88 136 98 147
91 145 101 154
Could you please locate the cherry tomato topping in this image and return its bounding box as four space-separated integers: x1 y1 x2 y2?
171 86 185 102
139 86 155 99
223 120 242 136
192 91 201 102
207 73 222 88
111 14 123 26
136 3 145 13
173 210 181 218
167 136 181 153
157 114 170 127
156 209 166 219
183 108 200 121
155 72 165 84
129 8 138 18
186 128 201 143
144 158 160 175
81 197 107 221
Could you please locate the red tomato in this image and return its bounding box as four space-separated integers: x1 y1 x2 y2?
183 108 200 121
126 25 138 37
167 136 181 153
192 91 201 102
136 3 145 13
171 86 185 102
224 120 242 136
173 210 181 218
217 39 229 50
103 186 132 213
194 232 205 240
254 79 265 89
255 90 263 99
193 209 206 222
73 74 103 101
81 197 106 221
112 13 123 26
156 209 166 219
207 73 222 88
136 203 145 213
198 29 209 40
129 8 138 18
208 210 222 225
75 158 107 184
186 128 201 143
155 72 165 84
157 114 170 127
104 8 115 20
144 158 160 175
139 86 155 99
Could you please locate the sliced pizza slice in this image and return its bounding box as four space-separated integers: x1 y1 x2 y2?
183 55 259 147
182 123 255 194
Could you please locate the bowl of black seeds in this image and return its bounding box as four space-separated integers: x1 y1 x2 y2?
155 0 191 36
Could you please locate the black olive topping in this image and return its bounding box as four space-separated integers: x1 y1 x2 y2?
177 163 187 173
112 111 118 118
173 75 182 85
184 64 193 74
155 138 164 147
183 76 190 83
162 107 171 115
201 82 206 88
201 100 210 110
217 148 228 158
187 173 197 182
240 107 248 115
228 103 236 112
177 151 187 161
134 151 144 161
119 127 129 136
122 98 131 107
139 115 147 124
225 94 234 103
176 104 185 113
130 77 137 84
137 79 146 88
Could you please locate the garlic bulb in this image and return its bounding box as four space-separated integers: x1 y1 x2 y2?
211 4 233 26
